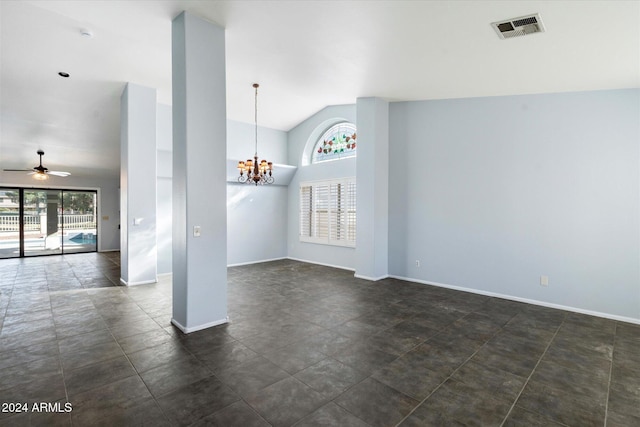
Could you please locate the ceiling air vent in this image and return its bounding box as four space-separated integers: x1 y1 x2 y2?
491 13 545 39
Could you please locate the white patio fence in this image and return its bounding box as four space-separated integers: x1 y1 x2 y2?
0 214 96 232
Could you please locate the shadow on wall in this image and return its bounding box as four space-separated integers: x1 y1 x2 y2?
157 177 172 274
227 184 288 266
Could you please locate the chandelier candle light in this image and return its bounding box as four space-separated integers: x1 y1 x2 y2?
238 83 274 185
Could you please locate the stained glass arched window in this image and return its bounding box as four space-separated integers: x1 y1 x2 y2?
311 122 357 164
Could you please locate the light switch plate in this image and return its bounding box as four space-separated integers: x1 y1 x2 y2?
193 226 201 237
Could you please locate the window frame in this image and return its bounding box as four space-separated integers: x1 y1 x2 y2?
310 122 357 165
299 177 356 248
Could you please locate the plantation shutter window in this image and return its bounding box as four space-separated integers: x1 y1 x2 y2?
299 178 356 247
299 185 312 238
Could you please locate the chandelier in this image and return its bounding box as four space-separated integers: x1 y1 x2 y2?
238 83 273 185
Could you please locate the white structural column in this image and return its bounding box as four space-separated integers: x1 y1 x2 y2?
171 12 228 333
355 97 390 280
120 83 158 286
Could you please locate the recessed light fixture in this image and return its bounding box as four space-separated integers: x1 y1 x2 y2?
58 72 70 78
80 28 94 38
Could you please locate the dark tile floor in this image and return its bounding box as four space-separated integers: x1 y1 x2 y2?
0 253 638 426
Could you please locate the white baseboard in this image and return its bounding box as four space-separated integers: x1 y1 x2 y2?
156 273 172 284
227 257 287 267
389 275 640 325
286 256 355 272
120 277 157 286
157 257 353 271
99 248 120 253
354 274 390 282
171 317 229 334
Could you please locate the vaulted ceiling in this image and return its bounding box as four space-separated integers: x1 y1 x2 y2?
1 1 638 179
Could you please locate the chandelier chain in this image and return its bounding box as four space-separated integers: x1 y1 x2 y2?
254 84 258 156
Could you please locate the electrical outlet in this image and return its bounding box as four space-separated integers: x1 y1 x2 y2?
540 275 549 287
415 260 421 268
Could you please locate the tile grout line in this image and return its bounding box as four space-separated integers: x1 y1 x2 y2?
110 281 261 426
393 308 520 426
0 261 73 424
498 313 567 427
55 266 166 426
272 303 400 421
47 261 74 426
66 258 126 426
0 265 40 425
0 266 18 338
93 288 174 426
5 254 636 427
321 307 451 423
239 397 273 427
330 371 386 427
603 321 617 427
287 355 375 427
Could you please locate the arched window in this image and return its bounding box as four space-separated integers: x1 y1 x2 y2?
311 122 357 164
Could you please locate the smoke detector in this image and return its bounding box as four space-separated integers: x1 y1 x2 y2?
491 14 545 39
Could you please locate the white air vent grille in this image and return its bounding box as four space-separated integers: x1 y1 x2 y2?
492 13 545 39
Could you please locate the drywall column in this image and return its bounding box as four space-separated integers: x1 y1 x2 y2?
171 12 228 333
355 97 389 280
120 83 158 286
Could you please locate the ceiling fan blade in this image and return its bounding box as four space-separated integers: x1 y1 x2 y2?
7 152 70 177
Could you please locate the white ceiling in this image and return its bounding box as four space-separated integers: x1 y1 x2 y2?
1 0 638 179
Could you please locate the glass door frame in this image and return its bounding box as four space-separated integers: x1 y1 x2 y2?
58 190 98 255
23 188 65 257
0 186 98 258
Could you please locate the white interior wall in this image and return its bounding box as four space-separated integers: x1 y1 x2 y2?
286 105 357 270
156 112 288 269
228 119 287 165
227 184 288 266
388 89 640 322
157 103 172 274
226 119 289 265
120 83 157 286
5 87 637 323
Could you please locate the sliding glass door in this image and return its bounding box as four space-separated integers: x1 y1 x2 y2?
61 191 97 254
0 188 21 259
0 187 97 258
24 189 62 256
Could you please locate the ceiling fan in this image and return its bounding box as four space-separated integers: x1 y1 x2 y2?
3 150 71 180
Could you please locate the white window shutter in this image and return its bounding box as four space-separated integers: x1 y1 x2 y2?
299 178 356 247
299 186 312 237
